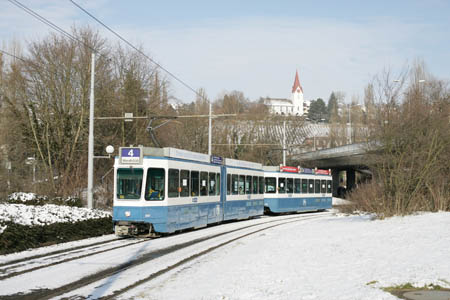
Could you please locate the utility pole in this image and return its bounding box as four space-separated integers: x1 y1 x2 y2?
87 53 95 209
208 102 212 155
283 120 286 166
349 104 352 144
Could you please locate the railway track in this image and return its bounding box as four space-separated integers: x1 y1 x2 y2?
0 238 147 281
0 211 333 300
0 235 119 267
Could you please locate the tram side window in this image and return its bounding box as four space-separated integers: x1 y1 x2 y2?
145 168 165 200
252 176 258 194
117 168 143 199
180 170 190 197
200 172 208 196
301 179 308 194
265 177 276 193
216 173 221 195
239 175 245 195
232 174 238 195
227 174 231 195
168 169 179 198
327 180 332 194
208 172 216 196
287 178 294 193
191 171 199 196
279 178 286 193
308 179 314 193
294 179 301 194
245 176 252 194
259 176 264 194
315 180 321 194
321 180 326 193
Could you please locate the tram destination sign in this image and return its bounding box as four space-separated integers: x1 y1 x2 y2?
280 166 298 173
210 155 223 165
301 168 314 174
315 169 330 175
120 147 143 165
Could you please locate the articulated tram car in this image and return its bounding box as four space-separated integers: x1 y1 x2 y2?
263 166 332 214
113 147 264 236
113 146 332 237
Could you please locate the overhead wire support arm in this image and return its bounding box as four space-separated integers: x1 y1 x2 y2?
94 114 236 120
94 116 149 120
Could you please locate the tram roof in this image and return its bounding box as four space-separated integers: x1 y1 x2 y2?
140 147 262 169
224 158 262 170
142 147 211 163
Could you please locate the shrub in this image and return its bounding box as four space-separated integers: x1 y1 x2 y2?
345 63 450 218
5 193 82 207
0 217 113 255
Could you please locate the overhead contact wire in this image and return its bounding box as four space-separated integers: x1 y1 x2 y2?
68 0 204 99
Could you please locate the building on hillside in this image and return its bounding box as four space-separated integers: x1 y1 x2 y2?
264 70 310 116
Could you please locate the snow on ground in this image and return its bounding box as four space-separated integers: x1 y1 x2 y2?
7 192 39 202
0 203 111 233
332 197 352 205
0 234 117 264
123 212 450 300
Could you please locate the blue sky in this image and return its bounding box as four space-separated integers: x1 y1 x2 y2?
1 0 449 103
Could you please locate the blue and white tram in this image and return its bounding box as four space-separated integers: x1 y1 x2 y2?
263 166 332 214
113 147 264 236
223 158 264 220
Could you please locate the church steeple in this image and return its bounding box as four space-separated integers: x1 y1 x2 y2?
291 70 305 116
292 70 303 93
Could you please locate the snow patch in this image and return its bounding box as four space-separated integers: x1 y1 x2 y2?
0 203 111 227
7 192 38 202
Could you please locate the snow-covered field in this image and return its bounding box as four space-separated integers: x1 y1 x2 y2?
124 211 450 300
0 207 448 299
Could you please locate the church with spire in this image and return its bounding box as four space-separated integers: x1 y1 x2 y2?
264 70 309 116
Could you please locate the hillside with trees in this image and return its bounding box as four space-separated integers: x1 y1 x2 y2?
0 28 448 216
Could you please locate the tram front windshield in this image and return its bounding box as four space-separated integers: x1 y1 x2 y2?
117 168 143 199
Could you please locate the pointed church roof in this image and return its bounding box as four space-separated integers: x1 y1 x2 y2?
292 70 303 93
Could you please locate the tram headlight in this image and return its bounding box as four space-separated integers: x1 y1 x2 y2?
125 211 131 217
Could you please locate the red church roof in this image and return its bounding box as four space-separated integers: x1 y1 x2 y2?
292 70 303 93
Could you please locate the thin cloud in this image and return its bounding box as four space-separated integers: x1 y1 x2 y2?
1 3 447 104
118 16 440 102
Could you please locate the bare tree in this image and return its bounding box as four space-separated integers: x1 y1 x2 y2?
346 61 450 217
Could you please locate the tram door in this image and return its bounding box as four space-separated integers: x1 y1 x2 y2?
220 166 227 221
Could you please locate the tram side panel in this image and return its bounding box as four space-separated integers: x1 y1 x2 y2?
263 171 332 214
223 166 264 221
165 159 222 231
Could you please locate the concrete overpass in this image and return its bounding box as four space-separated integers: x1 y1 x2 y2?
290 143 379 197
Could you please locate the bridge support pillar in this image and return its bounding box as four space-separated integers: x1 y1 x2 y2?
331 169 340 197
346 168 356 191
